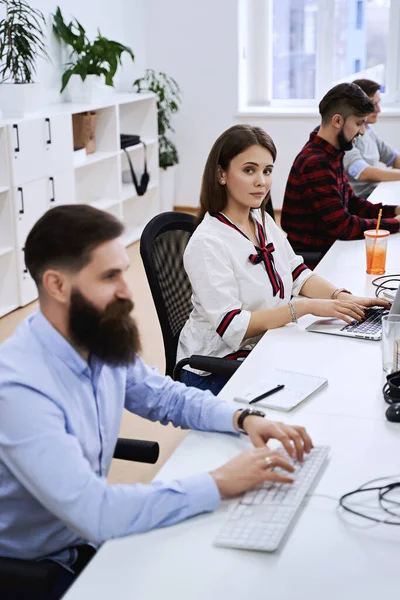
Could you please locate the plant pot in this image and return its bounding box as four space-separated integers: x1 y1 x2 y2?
0 83 41 118
66 75 96 103
159 165 177 212
66 75 113 104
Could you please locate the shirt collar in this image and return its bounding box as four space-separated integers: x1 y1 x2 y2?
309 130 344 159
30 310 91 377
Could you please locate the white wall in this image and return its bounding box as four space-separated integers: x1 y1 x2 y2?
21 0 147 105
145 0 238 207
145 1 400 209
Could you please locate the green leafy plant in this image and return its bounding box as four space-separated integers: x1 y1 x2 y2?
0 0 48 83
133 69 182 170
52 6 135 93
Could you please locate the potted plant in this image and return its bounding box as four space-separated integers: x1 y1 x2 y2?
133 69 182 212
0 0 48 117
52 6 135 103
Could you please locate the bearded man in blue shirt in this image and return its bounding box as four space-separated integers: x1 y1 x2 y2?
0 204 312 599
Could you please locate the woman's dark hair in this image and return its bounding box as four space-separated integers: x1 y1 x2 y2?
24 204 125 288
352 78 381 98
197 125 277 226
319 82 375 124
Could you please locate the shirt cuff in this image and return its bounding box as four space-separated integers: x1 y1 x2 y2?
218 310 251 351
348 159 369 180
179 472 221 516
201 396 238 433
386 152 399 167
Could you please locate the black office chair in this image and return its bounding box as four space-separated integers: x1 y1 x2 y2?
140 211 241 382
268 198 322 267
0 437 159 598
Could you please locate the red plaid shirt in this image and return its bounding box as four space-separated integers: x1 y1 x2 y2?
281 131 399 257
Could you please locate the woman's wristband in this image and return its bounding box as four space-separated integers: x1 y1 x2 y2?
330 288 352 300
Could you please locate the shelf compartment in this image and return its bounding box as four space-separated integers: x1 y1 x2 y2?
89 198 120 211
122 180 158 202
74 150 119 169
119 97 158 141
75 155 120 206
122 185 160 247
119 137 158 154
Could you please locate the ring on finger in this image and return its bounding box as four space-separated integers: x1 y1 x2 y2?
265 457 274 468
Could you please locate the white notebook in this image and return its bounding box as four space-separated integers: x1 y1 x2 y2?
233 368 328 411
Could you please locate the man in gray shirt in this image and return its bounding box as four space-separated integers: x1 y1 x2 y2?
343 79 400 198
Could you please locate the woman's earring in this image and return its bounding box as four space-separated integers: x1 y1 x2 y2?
220 180 225 185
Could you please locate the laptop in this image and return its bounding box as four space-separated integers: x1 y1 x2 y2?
306 284 400 341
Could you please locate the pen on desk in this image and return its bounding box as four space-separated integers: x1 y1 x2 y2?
249 384 285 404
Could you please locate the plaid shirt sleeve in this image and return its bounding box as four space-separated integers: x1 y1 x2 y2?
346 175 398 219
305 159 399 240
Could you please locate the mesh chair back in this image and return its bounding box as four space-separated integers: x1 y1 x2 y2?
140 212 195 377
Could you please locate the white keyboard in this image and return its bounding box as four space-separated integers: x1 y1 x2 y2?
214 445 329 552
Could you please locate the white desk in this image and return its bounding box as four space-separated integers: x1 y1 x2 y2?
65 413 400 600
367 180 400 206
64 194 400 600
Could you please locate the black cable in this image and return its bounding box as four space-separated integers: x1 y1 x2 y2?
339 475 400 525
371 274 400 298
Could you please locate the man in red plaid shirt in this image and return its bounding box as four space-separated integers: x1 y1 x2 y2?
281 83 400 267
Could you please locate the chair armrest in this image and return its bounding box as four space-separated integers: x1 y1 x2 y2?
113 438 159 464
173 355 241 381
0 557 60 591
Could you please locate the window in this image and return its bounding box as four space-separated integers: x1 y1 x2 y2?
333 0 390 86
356 1 364 29
272 0 317 100
239 0 399 108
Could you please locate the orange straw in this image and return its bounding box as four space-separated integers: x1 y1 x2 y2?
375 208 382 234
369 208 383 272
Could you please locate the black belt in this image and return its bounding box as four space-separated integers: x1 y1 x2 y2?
72 544 96 575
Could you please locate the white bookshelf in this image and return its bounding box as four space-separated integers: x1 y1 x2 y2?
0 124 19 318
0 93 159 315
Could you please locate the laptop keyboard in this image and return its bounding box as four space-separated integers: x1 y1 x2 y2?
340 307 387 335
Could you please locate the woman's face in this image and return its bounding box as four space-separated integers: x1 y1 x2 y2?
219 144 274 211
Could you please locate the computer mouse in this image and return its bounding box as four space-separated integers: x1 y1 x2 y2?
385 403 400 423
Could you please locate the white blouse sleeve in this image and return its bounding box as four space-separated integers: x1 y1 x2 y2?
184 233 251 352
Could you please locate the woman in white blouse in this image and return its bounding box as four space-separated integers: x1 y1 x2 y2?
178 125 388 393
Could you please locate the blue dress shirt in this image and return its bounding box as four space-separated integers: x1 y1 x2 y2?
0 311 238 569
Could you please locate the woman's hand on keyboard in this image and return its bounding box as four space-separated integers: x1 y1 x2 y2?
301 298 366 324
336 292 391 310
243 419 313 462
210 448 295 498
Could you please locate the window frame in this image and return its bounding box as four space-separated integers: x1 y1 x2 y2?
238 0 400 110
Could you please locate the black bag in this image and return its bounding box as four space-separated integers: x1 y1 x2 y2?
120 134 150 196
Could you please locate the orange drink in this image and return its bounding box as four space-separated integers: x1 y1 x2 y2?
364 229 390 275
